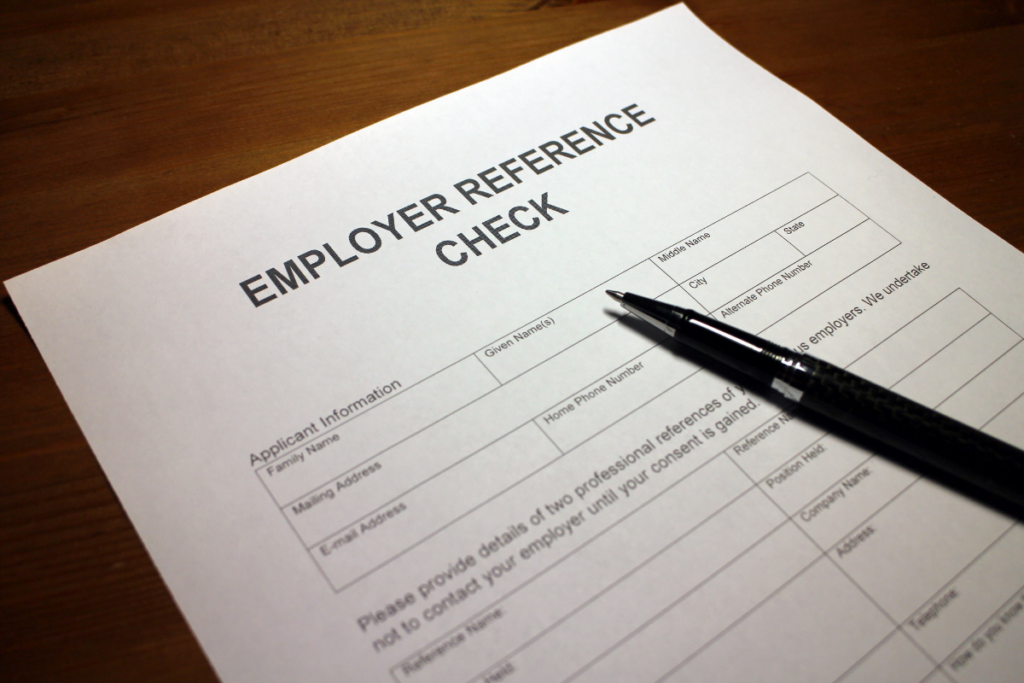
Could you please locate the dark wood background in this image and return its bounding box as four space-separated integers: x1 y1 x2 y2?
2 1 1021 680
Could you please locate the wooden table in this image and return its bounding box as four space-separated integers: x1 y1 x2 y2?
2 1 1021 680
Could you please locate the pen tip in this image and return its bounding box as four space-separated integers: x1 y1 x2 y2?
606 290 624 302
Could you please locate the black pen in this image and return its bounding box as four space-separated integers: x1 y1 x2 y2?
607 290 1024 510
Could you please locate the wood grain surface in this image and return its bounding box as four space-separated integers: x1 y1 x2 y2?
1 1 1021 681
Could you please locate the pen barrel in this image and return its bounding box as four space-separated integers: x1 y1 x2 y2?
798 357 1024 508
672 310 789 386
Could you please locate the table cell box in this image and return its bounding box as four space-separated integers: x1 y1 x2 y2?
725 408 826 482
311 424 559 590
483 489 785 683
760 435 873 517
775 196 867 254
258 355 498 504
653 174 836 285
664 560 893 683
286 356 601 546
941 343 1024 429
476 260 675 384
905 525 1024 663
685 234 803 311
833 478 1014 623
794 454 918 549
570 524 819 683
536 341 704 453
836 633 934 683
847 289 986 388
556 363 758 484
499 307 686 421
658 283 707 311
892 314 1020 409
714 221 899 332
941 586 1024 683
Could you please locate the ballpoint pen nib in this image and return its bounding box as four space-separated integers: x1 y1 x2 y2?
606 290 624 302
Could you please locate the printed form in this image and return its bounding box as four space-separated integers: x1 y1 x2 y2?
7 5 1024 683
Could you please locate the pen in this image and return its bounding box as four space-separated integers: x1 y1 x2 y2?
606 290 1024 510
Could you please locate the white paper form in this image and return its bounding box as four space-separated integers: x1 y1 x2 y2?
7 4 1024 683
